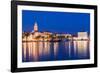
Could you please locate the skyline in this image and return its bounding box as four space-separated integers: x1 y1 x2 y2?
22 10 90 35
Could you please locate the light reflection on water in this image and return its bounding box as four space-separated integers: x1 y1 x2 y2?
22 41 90 62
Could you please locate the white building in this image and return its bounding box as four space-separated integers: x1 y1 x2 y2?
78 32 88 39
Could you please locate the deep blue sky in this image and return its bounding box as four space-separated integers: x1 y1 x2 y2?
22 10 90 34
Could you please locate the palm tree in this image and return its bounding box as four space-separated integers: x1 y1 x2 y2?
24 32 30 41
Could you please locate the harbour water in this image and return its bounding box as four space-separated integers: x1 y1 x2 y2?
22 40 90 62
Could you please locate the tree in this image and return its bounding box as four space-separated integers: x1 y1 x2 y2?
24 32 30 41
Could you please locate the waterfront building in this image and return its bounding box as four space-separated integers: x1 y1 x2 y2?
78 32 88 40
73 32 89 40
22 22 53 41
22 22 89 42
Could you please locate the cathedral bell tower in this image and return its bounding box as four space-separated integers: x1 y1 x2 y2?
34 22 38 32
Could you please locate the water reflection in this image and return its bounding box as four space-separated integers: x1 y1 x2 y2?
74 41 89 58
22 41 90 62
54 42 59 56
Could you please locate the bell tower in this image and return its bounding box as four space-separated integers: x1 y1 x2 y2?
34 22 38 32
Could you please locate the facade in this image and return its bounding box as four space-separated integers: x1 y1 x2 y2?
73 32 89 40
78 32 88 39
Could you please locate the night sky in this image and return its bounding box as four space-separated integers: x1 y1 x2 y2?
22 10 90 35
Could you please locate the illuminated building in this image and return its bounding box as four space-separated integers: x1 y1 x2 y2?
34 22 38 32
78 32 88 39
22 22 89 41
